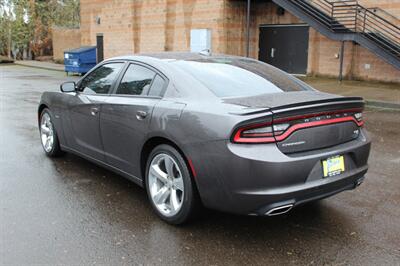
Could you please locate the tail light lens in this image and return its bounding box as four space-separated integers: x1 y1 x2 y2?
242 125 274 137
233 122 276 143
232 109 364 144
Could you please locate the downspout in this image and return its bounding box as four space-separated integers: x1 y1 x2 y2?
339 41 345 82
246 0 251 57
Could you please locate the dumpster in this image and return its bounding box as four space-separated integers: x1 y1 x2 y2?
64 46 97 75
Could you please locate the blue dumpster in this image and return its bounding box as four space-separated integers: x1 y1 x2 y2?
64 46 97 75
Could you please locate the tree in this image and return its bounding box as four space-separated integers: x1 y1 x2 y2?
11 0 32 59
0 0 14 57
31 0 80 57
0 13 10 56
0 0 80 58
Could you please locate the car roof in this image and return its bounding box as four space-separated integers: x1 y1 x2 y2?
109 52 249 63
106 52 235 100
105 52 297 101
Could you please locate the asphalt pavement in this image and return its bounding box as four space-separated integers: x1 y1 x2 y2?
1 65 399 265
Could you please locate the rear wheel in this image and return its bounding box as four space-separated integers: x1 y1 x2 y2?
145 144 199 224
39 108 63 157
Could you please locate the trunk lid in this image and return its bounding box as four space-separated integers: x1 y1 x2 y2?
226 91 364 153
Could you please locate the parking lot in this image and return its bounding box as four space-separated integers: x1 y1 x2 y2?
1 64 399 265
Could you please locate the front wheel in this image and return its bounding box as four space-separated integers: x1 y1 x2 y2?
39 108 64 157
145 144 200 224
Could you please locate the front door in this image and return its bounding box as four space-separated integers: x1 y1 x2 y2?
259 25 309 74
101 63 167 177
68 62 125 161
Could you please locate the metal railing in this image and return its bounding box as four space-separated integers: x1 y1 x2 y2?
367 7 400 28
292 0 400 57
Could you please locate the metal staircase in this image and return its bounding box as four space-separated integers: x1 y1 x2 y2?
272 0 400 70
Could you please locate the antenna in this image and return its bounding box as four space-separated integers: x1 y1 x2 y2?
199 49 211 56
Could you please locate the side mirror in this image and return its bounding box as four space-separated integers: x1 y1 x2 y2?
60 81 76 92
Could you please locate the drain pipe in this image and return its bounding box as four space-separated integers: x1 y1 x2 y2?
246 0 251 57
339 41 345 82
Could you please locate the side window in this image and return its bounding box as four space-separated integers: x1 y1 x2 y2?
116 64 156 95
148 75 167 97
80 63 124 94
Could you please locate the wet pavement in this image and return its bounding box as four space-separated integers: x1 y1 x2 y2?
1 65 399 265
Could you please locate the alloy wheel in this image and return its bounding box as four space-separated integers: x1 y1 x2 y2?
148 153 185 217
40 112 54 153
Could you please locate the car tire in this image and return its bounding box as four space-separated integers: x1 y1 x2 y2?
145 144 200 225
39 108 64 157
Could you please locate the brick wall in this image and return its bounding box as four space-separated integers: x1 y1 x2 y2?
79 0 399 83
80 0 135 58
308 30 400 83
80 0 227 58
52 27 81 62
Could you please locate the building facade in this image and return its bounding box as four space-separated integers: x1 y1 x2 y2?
79 0 400 83
52 27 81 62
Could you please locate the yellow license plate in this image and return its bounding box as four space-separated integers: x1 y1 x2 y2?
322 156 345 177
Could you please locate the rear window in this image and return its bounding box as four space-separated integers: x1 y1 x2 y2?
171 58 314 97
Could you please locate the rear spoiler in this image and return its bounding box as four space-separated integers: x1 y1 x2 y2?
229 107 271 116
271 96 364 112
271 97 365 118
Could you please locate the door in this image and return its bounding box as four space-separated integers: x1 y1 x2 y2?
96 34 104 63
259 25 309 74
101 63 167 177
68 62 124 161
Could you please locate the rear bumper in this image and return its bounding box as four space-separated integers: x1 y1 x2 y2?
188 129 371 215
237 166 367 215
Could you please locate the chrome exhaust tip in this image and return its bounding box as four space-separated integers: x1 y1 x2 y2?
355 177 365 187
265 204 294 216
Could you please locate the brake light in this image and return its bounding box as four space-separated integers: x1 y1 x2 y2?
233 122 276 143
232 109 364 144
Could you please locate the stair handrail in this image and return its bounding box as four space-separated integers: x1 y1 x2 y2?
361 7 400 33
300 0 399 55
306 0 399 32
368 7 400 25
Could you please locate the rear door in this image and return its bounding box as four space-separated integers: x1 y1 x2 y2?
67 62 124 161
100 62 168 177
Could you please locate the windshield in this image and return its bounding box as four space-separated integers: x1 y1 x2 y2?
171 58 314 97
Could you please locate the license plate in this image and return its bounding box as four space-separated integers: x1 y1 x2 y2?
322 156 345 177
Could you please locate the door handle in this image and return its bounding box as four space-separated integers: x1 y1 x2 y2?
271 48 276 58
136 110 147 120
90 107 100 116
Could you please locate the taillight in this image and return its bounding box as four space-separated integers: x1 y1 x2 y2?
233 122 275 143
232 109 364 144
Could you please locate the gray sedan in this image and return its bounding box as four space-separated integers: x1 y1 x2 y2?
38 52 371 224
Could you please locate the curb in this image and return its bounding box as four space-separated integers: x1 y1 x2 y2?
14 61 65 72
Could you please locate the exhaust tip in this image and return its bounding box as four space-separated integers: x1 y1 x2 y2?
355 177 365 187
265 204 293 216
